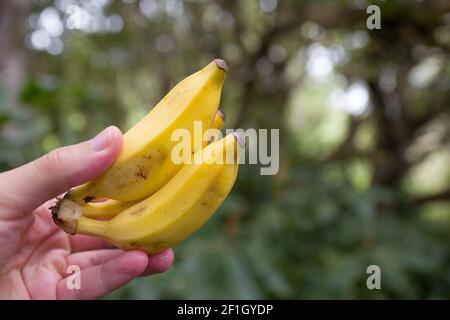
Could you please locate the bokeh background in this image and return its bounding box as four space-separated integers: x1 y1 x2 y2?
1 0 450 299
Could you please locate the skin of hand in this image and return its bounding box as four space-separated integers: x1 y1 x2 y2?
0 126 174 299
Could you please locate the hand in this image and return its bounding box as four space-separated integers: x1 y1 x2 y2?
0 126 174 299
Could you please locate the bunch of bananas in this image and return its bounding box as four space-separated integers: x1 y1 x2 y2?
52 59 244 254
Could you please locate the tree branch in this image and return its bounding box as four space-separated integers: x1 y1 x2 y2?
325 117 364 162
412 189 450 205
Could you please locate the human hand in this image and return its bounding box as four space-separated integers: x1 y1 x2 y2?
0 126 174 299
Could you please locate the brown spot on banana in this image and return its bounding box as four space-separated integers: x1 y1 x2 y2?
135 165 148 180
129 205 147 216
83 196 95 203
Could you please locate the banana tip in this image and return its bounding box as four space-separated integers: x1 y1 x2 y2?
218 108 226 121
214 59 228 72
233 131 245 148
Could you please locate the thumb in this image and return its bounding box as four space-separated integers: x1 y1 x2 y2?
0 126 123 214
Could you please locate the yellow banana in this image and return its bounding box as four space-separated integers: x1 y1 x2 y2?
80 109 227 220
68 59 228 205
82 199 140 220
53 132 244 254
211 108 225 131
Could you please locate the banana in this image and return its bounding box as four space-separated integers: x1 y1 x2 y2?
53 132 244 254
211 108 225 131
80 109 226 221
82 199 140 220
68 59 228 205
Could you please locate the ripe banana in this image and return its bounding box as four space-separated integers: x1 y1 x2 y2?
53 132 244 254
82 199 140 220
211 108 225 131
81 109 226 220
68 59 228 205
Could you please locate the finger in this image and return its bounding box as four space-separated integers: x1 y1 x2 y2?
57 250 148 300
141 249 174 277
1 126 123 213
67 249 124 269
69 234 116 253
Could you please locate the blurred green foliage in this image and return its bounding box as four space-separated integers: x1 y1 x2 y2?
0 0 449 299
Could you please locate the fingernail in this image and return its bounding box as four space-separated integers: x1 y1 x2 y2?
91 127 112 152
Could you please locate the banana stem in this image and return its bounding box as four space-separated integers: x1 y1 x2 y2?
76 216 110 238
